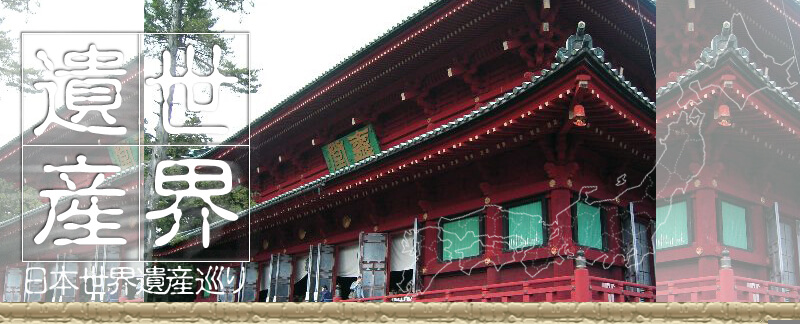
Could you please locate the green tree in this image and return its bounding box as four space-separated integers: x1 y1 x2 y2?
144 113 255 245
0 178 44 223
0 0 40 91
142 0 260 227
143 0 259 302
144 113 256 303
144 0 259 93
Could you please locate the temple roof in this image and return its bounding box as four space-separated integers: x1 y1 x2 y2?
656 21 800 120
0 163 141 231
208 0 451 148
0 58 141 165
156 23 655 252
198 0 655 160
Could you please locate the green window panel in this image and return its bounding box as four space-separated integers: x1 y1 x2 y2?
441 216 481 261
721 201 748 250
575 202 603 250
507 201 545 250
655 201 689 250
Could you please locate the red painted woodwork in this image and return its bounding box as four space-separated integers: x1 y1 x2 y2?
657 266 800 302
655 0 800 302
340 275 655 303
154 0 656 302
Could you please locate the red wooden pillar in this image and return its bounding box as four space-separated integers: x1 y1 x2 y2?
485 202 502 285
693 189 719 277
572 250 591 302
749 206 769 280
608 201 625 281
717 250 737 301
549 188 575 277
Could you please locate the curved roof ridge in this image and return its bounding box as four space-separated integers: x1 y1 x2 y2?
657 21 753 98
208 0 449 148
0 57 142 161
0 162 144 229
157 22 656 251
655 21 800 116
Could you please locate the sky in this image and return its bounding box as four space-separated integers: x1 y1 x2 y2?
0 0 436 144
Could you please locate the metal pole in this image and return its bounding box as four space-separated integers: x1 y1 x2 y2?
775 202 785 284
271 255 278 302
305 246 312 302
412 220 418 293
267 256 274 302
238 262 245 302
56 254 63 302
315 244 321 302
629 203 640 284
51 256 56 302
22 263 28 302
358 232 364 298
103 245 108 302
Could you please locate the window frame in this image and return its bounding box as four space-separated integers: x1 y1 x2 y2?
716 196 751 251
620 206 657 286
768 218 799 285
502 196 549 252
571 197 609 252
437 212 485 262
654 198 693 251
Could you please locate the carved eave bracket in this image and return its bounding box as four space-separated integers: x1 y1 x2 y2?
476 160 496 196
355 104 379 125
402 80 437 116
449 57 484 97
517 0 561 69
605 159 631 196
544 161 580 189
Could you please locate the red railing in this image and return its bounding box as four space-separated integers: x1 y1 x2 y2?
338 293 414 303
588 276 656 302
656 249 800 302
733 276 800 302
657 274 800 302
340 275 654 302
656 276 720 302
417 276 575 302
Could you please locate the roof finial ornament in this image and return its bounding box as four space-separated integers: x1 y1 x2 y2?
700 21 749 63
555 21 605 63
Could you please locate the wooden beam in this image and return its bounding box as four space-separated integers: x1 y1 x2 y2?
363 197 380 226
537 138 556 163
315 214 328 238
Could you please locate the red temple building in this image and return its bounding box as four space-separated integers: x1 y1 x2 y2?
0 61 143 302
155 0 657 302
656 0 800 302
